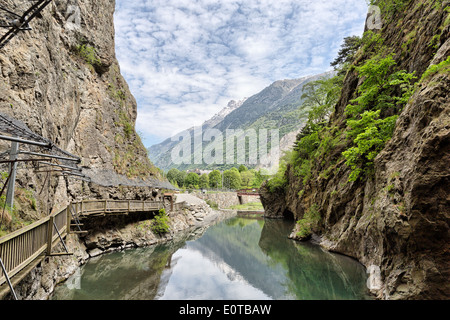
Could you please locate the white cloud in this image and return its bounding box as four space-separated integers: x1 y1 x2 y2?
114 0 368 147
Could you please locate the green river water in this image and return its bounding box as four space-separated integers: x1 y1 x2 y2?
52 216 372 300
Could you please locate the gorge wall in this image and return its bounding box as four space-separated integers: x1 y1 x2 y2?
261 0 449 300
0 0 172 226
0 0 177 300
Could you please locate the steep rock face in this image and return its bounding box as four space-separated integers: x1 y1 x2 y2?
261 0 449 299
0 0 163 220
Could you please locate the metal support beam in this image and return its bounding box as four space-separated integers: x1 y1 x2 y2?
58 174 91 183
60 171 88 178
0 158 56 164
46 215 54 255
38 161 81 172
0 257 18 300
20 151 80 163
0 134 51 148
49 221 72 256
0 0 53 50
6 142 18 211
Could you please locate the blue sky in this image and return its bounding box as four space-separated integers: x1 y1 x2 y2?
114 0 369 148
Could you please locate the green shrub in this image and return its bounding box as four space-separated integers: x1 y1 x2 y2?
343 112 398 181
76 44 101 67
370 0 411 19
205 200 219 210
266 160 288 193
419 55 450 83
296 205 321 239
346 54 416 117
151 208 170 235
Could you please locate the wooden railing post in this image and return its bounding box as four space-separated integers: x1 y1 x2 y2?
66 204 71 235
128 200 130 213
104 200 107 214
46 215 54 255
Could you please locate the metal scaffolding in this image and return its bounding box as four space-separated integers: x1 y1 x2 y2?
0 0 53 50
0 112 90 214
0 113 82 165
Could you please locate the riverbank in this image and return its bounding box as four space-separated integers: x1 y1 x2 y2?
3 194 236 300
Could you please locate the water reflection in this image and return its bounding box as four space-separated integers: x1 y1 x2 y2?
52 217 371 300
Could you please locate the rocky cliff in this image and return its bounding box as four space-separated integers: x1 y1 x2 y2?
0 0 169 226
261 0 449 300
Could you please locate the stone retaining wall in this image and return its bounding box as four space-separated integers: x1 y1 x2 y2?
239 194 261 204
190 191 240 209
189 191 261 209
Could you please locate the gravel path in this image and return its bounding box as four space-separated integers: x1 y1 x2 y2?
175 193 207 205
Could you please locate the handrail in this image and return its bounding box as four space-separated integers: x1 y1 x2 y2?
0 207 67 288
71 199 165 217
0 198 172 291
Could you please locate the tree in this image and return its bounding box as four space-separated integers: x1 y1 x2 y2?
223 168 241 190
151 208 170 235
330 35 362 74
167 168 180 185
184 172 200 189
167 168 188 188
238 165 248 173
199 174 209 189
342 53 416 181
208 170 222 189
252 169 268 188
298 75 343 140
240 170 254 187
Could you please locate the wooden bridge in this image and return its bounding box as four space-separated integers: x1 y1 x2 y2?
237 189 261 196
236 189 260 205
0 197 180 300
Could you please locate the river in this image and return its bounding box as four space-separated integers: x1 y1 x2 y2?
52 215 372 300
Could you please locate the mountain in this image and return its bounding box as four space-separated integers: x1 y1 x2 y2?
147 98 245 170
203 99 247 128
148 71 334 172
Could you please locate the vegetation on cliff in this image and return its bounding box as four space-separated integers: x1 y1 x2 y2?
261 0 449 299
266 0 443 226
266 74 344 193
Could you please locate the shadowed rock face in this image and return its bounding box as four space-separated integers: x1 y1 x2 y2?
0 0 166 218
260 1 450 300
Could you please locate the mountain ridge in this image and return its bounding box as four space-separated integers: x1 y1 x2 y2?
149 71 334 172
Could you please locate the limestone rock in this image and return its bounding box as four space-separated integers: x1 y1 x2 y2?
0 0 166 223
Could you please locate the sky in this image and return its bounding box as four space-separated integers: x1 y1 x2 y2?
114 0 369 148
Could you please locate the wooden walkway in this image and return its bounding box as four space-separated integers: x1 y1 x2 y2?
0 198 179 300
